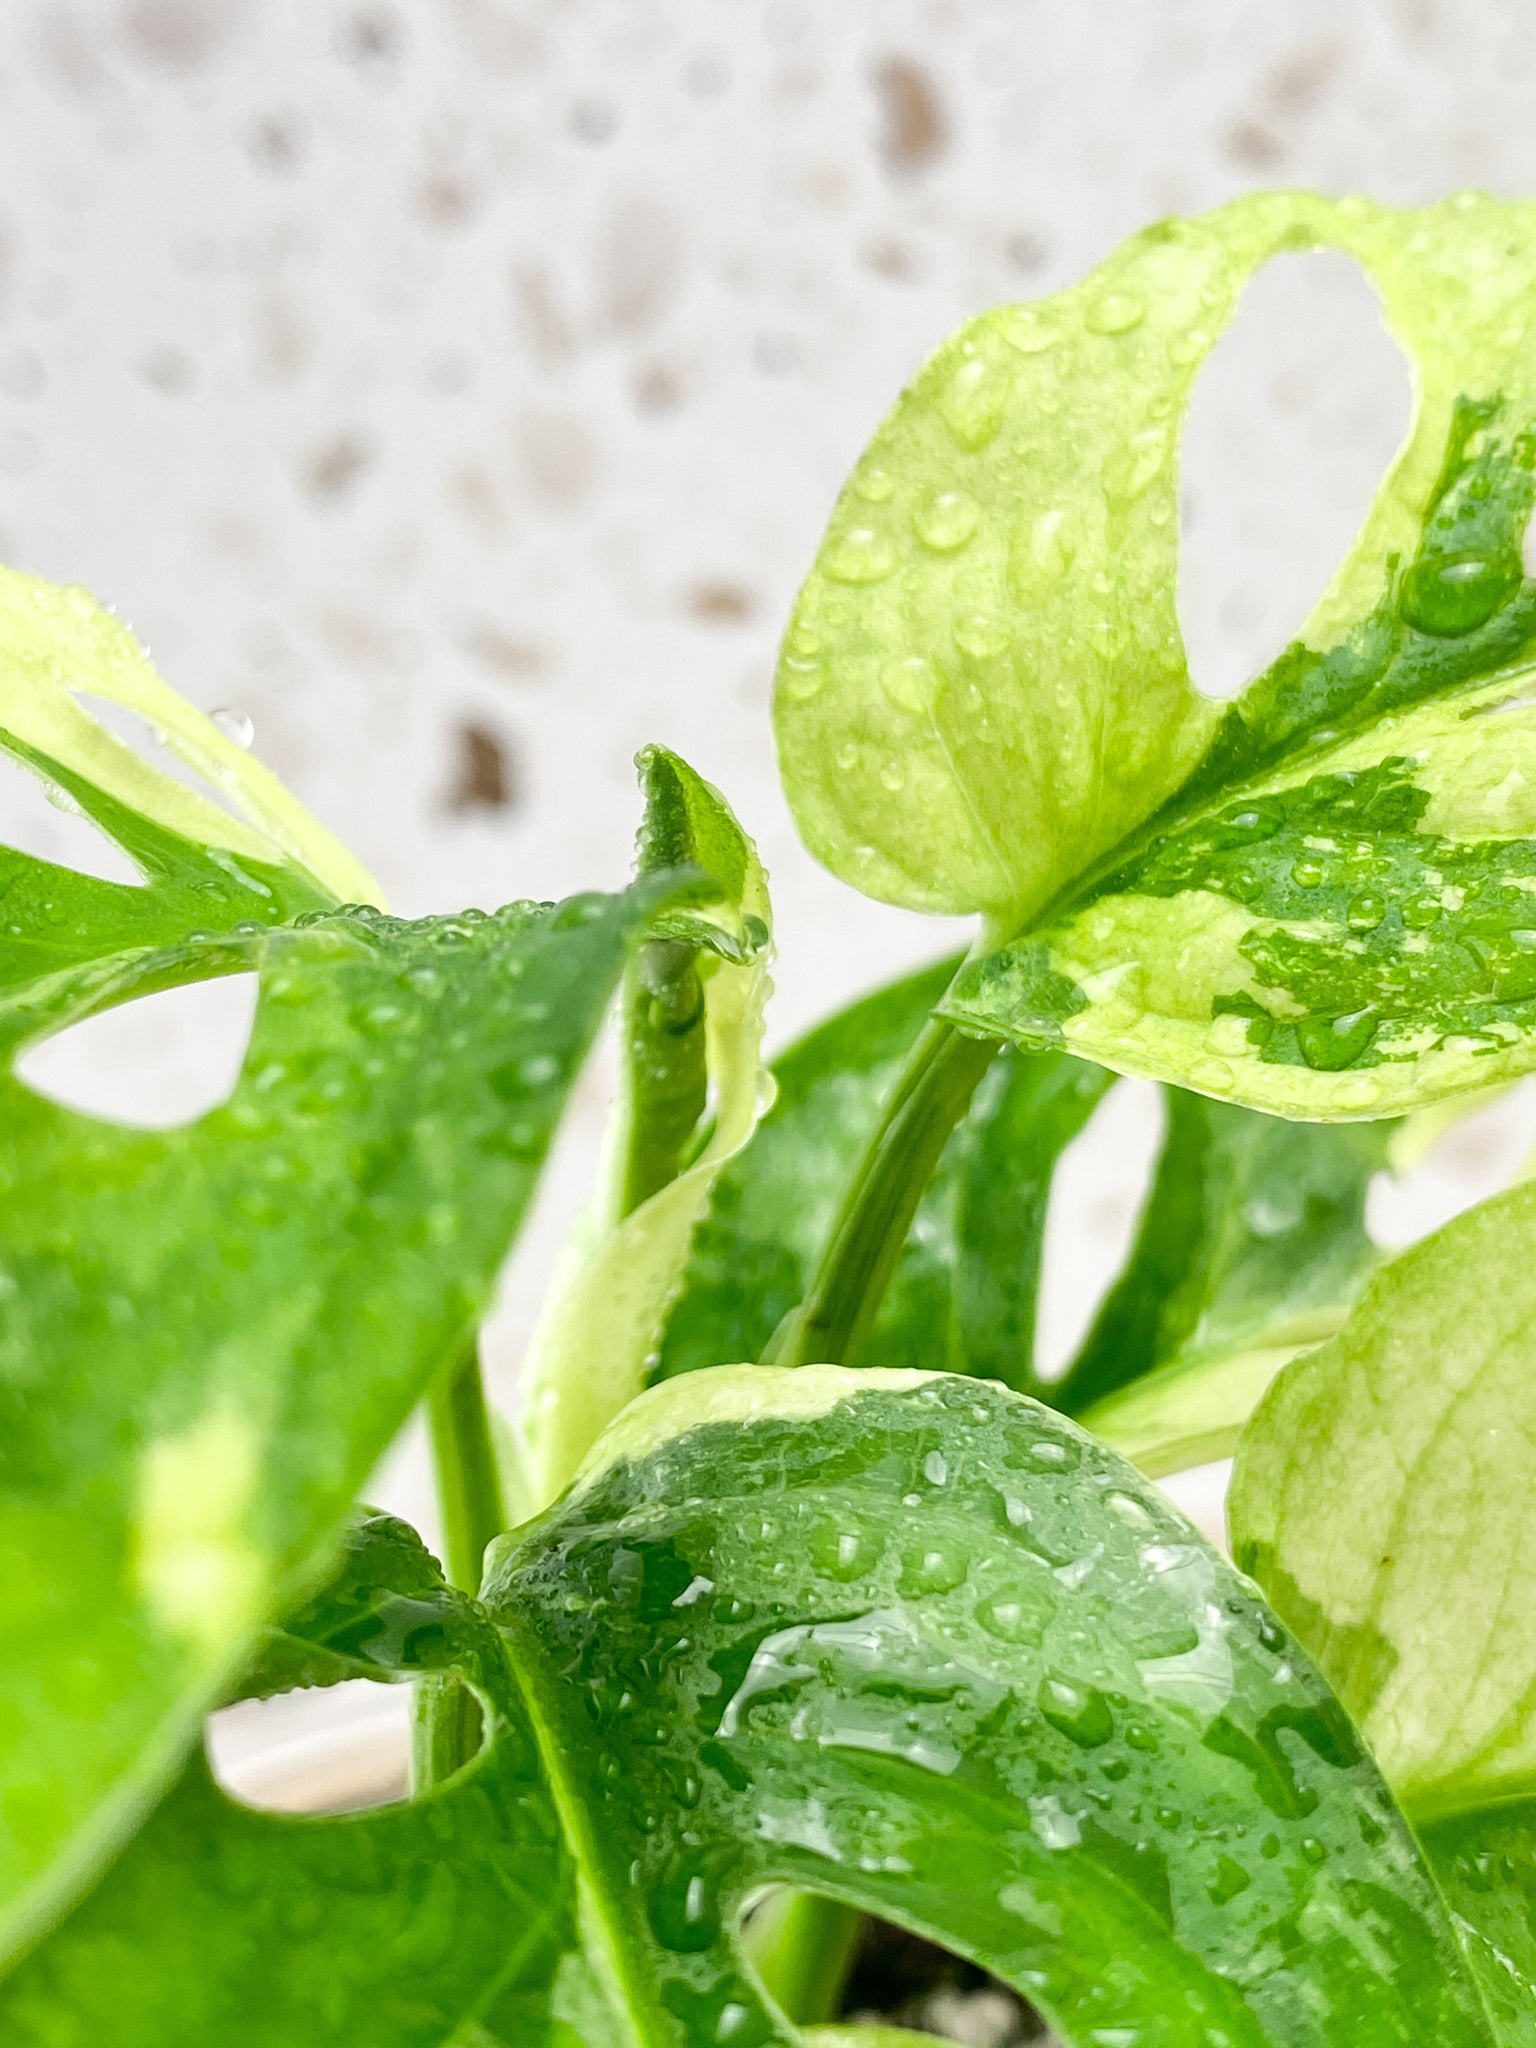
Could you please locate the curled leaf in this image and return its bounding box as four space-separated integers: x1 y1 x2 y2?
515 750 774 1509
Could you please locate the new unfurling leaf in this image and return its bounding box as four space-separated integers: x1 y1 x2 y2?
514 747 774 1509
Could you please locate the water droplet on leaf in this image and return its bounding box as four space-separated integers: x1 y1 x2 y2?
900 1541 968 1596
1296 1008 1378 1072
1027 507 1076 579
880 654 934 711
823 525 898 584
1100 427 1169 505
1346 892 1385 931
1167 327 1212 366
954 612 1010 660
810 1516 883 1582
1026 1438 1079 1472
648 1867 721 1953
977 1586 1051 1644
912 487 980 552
938 355 1010 450
1085 291 1145 335
1400 551 1518 637
1001 311 1058 355
210 707 255 748
1038 1673 1114 1748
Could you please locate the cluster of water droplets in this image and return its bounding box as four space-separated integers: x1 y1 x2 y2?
167 890 621 1254
778 267 1219 864
496 1375 1440 2041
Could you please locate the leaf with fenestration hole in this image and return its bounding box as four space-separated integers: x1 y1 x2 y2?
0 1511 595 2046
0 569 701 1968
484 1365 1490 2048
773 204 1233 927
933 193 1536 1116
776 186 1536 1116
0 880 683 1972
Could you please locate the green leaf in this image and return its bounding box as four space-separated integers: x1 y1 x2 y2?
1065 1095 1391 1413
1421 1803 1536 2048
0 572 371 1059
1085 1342 1321 1482
0 563 375 916
653 956 1111 1390
1229 1179 1536 1820
658 954 1392 1471
0 1512 590 2046
513 751 773 1511
0 838 684 1964
237 1505 505 1700
1071 1094 1392 1471
487 1365 1488 2048
773 212 1228 926
776 189 1536 1117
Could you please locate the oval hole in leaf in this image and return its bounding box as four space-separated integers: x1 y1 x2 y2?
74 691 256 833
14 973 259 1130
745 1891 1044 2044
0 742 143 885
1156 1458 1233 1556
1034 1077 1163 1382
1178 249 1410 700
1366 1073 1536 1251
205 1681 412 1816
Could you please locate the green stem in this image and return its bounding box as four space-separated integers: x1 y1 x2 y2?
410 1672 483 1793
767 1015 1000 1368
416 1345 506 1791
427 1345 507 1594
746 1892 863 2026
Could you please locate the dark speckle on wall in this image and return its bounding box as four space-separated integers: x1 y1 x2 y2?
446 720 516 814
870 56 948 177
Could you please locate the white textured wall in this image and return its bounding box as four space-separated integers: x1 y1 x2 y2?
6 2 1536 1570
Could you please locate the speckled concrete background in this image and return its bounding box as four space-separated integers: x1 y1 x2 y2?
6 2 1536 1587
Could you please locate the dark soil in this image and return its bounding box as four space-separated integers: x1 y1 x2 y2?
838 1919 1058 2047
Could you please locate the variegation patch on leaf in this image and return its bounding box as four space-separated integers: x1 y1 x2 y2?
779 186 1536 1119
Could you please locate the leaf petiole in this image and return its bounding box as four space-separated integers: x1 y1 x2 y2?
766 1011 999 1368
417 1345 507 1789
746 1891 863 2026
426 1344 507 1597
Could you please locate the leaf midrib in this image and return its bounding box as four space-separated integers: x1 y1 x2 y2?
973 610 1536 962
